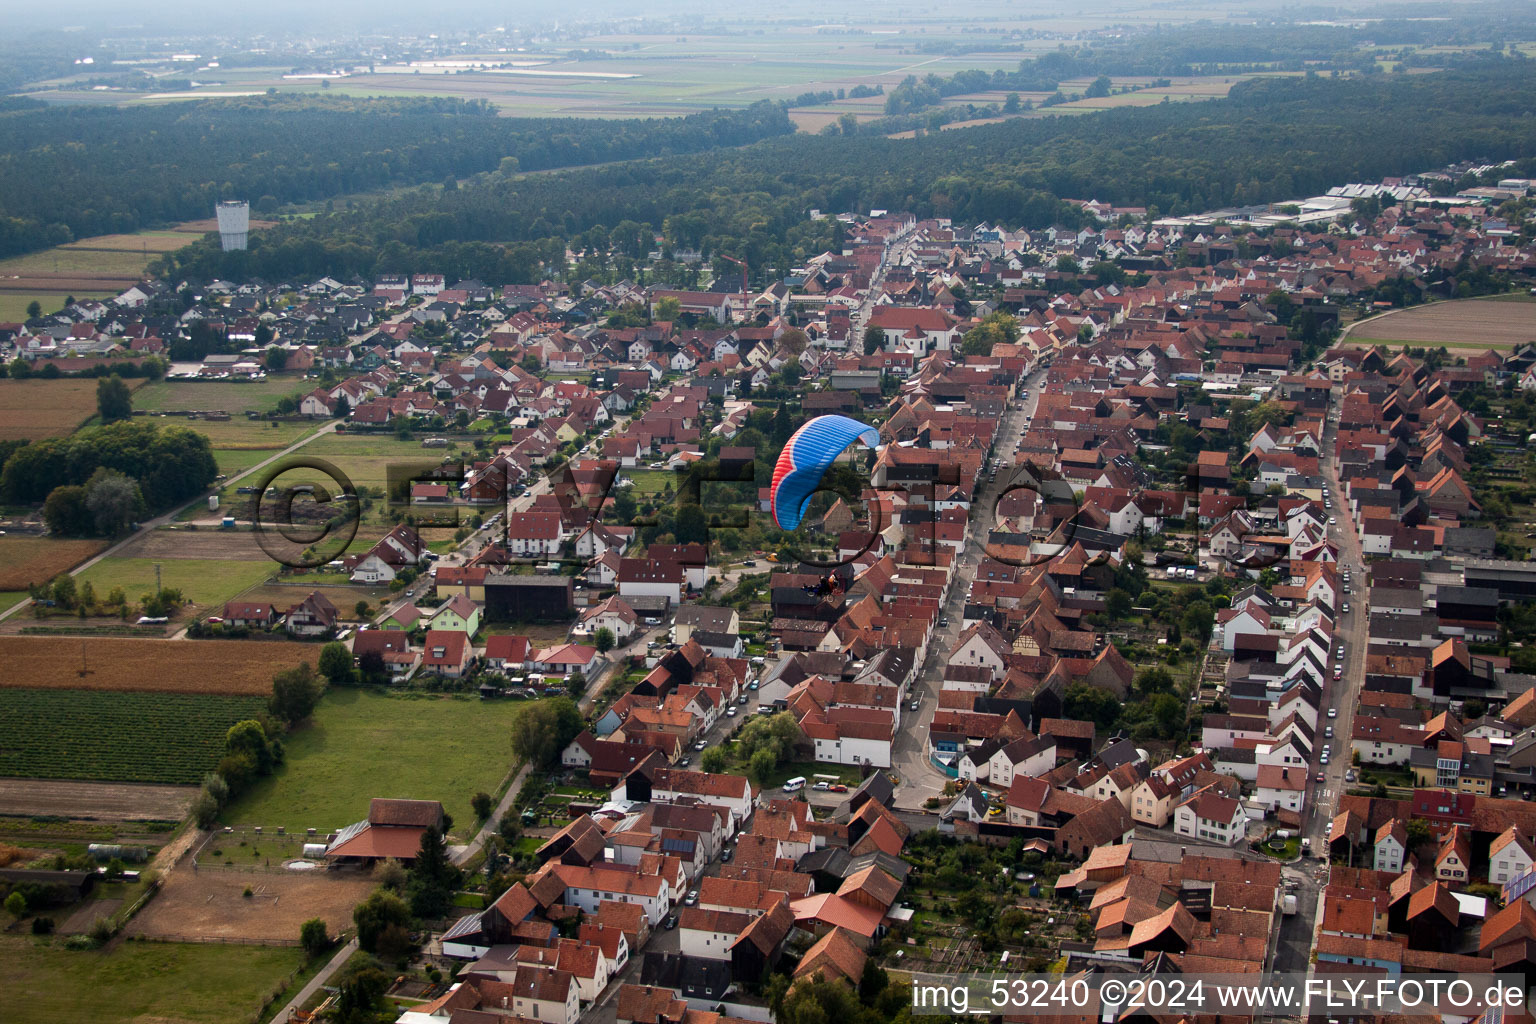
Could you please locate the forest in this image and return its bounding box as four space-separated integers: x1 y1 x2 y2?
0 96 794 259
157 62 1536 289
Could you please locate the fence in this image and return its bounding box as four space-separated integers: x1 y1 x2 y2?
133 932 302 947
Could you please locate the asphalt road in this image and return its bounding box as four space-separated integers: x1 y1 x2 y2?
1276 387 1368 971
891 369 1047 809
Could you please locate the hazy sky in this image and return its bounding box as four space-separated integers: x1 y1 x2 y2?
0 0 738 34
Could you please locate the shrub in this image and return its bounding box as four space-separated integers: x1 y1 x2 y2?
243 886 254 898
87 917 113 945
31 916 54 935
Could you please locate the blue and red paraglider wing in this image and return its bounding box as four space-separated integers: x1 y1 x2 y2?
769 414 881 532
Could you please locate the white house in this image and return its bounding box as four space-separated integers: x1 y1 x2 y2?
1374 820 1408 874
1173 787 1246 847
987 736 1057 790
1490 826 1536 885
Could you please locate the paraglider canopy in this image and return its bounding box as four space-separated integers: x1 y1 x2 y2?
770 414 881 531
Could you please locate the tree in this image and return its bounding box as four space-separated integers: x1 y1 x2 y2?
1003 92 1021 114
863 324 884 356
1105 588 1133 619
1135 667 1175 696
50 574 77 610
471 791 494 820
265 346 287 372
334 961 391 1023
1181 600 1215 644
1063 683 1120 731
225 718 281 777
4 891 25 919
593 627 615 654
701 747 729 773
357 649 388 686
960 311 1020 356
656 297 681 322
406 824 461 919
95 374 133 424
1085 75 1112 99
42 484 91 536
83 469 144 537
300 917 330 958
509 696 583 768
611 488 637 524
333 394 351 419
675 503 708 544
354 600 371 619
353 888 411 953
25 300 41 319
319 641 355 685
270 663 322 725
749 747 777 783
1404 818 1433 850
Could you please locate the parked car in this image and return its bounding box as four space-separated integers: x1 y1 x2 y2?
1316 773 1326 784
725 707 737 718
828 783 848 793
813 781 831 791
720 847 733 863
684 890 699 906
664 914 678 930
693 740 706 750
1328 708 1337 719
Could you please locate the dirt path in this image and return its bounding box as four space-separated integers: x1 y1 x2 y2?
150 824 203 871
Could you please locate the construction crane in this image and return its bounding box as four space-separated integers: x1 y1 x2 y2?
718 254 748 295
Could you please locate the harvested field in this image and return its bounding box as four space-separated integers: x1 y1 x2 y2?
57 231 192 253
0 778 195 821
125 869 374 943
1342 295 1536 349
171 217 278 234
0 635 317 694
0 536 108 589
0 378 139 441
115 527 275 562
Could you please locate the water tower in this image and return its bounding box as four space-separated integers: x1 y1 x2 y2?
215 200 249 251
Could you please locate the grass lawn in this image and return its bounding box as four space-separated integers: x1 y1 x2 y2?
0 935 305 1024
0 591 29 616
222 688 530 837
76 556 276 611
620 469 677 496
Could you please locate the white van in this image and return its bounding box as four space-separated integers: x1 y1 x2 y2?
782 777 806 793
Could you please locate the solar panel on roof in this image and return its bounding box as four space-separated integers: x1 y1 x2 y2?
1503 870 1536 903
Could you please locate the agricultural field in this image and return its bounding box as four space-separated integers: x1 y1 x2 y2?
125 869 376 944
0 778 194 821
0 226 198 320
223 688 530 837
133 377 310 415
0 378 144 441
113 526 275 563
301 430 471 492
0 535 108 590
0 935 306 1024
1342 295 1536 350
0 688 268 783
0 635 317 694
75 555 276 614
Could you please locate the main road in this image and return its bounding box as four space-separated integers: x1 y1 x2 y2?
892 366 1047 808
1275 384 1369 971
